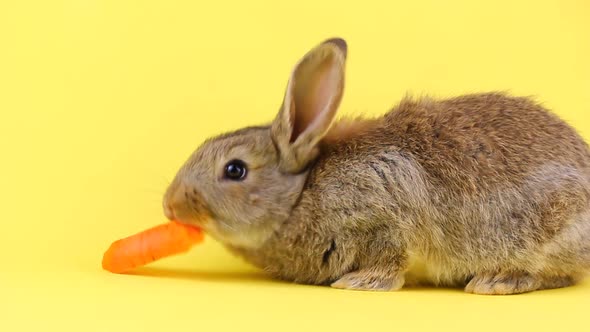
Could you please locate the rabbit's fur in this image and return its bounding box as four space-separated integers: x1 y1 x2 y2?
164 38 590 294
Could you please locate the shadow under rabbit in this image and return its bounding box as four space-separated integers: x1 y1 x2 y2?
128 267 587 295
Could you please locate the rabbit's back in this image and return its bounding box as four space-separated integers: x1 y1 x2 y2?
378 92 590 194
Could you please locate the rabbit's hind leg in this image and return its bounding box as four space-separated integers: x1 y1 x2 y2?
464 271 542 295
538 275 577 290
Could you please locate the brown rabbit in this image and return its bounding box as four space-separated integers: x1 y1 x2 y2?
163 38 590 294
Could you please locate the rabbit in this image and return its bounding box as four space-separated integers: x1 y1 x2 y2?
163 37 590 294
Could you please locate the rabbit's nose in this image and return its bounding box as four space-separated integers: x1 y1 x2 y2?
163 181 188 221
163 202 175 220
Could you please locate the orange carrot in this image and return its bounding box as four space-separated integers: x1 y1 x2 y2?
102 221 204 274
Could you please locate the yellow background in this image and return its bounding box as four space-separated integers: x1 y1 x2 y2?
1 0 589 331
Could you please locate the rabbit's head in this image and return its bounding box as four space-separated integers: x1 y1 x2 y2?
163 38 347 248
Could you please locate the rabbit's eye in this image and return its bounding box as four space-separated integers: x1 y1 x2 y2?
224 160 247 181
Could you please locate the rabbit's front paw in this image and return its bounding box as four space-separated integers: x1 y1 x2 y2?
331 270 405 291
465 271 541 295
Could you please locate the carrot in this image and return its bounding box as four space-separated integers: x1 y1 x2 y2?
102 221 204 274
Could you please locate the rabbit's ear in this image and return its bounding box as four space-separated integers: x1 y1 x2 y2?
271 38 347 173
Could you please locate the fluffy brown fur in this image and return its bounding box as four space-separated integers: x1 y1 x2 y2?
164 38 590 294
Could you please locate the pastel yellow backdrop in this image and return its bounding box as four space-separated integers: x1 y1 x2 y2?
1 0 589 331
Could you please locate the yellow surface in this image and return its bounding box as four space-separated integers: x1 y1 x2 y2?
1 1 589 331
